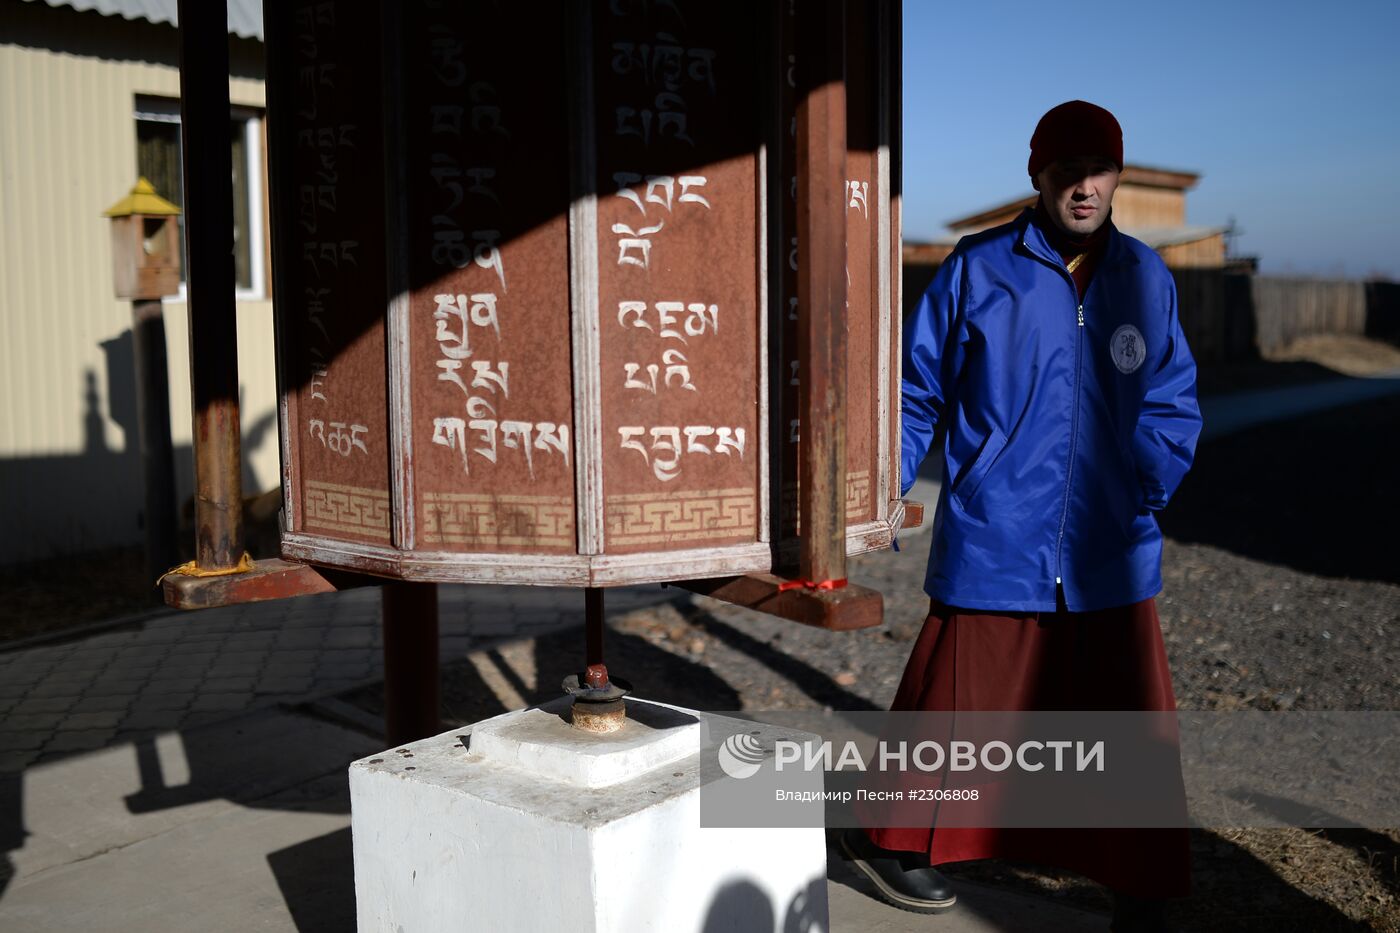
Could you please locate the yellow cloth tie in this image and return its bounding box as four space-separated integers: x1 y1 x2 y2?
157 552 255 586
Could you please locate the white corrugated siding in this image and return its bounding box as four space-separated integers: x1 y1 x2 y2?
0 1 279 563
24 0 264 40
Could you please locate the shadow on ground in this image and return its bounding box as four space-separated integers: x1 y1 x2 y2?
267 828 357 933
5 563 1394 924
1176 827 1387 932
1161 392 1400 585
1192 358 1358 397
933 827 1379 932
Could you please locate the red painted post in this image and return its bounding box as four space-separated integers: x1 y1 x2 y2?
382 582 441 746
176 0 244 571
796 0 849 585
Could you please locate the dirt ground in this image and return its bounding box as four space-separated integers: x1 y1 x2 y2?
5 333 1399 929
1195 333 1400 395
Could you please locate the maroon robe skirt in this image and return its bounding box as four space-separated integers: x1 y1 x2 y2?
864 596 1191 898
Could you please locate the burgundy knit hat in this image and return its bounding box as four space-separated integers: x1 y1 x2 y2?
1028 100 1123 177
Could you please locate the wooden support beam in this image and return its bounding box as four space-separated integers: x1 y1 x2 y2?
382 582 441 746
177 0 244 572
162 558 344 610
795 0 848 586
674 573 882 632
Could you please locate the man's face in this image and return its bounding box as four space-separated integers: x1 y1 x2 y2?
1034 156 1121 236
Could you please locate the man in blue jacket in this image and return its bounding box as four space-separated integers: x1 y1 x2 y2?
843 101 1202 932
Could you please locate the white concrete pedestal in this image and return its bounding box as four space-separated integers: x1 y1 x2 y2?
349 697 829 933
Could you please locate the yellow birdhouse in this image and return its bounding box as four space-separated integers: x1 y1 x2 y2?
104 177 182 300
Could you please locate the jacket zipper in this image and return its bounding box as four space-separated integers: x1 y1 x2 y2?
1023 229 1092 596
1054 301 1085 587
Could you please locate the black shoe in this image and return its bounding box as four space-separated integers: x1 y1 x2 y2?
839 828 957 914
1110 892 1173 933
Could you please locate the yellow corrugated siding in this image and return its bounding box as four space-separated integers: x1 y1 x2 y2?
0 3 278 562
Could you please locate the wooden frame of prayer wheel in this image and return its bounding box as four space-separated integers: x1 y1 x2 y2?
265 0 902 588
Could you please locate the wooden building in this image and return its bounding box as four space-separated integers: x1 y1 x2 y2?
902 164 1236 361
905 163 1226 272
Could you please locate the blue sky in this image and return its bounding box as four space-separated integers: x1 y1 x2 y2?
901 0 1400 278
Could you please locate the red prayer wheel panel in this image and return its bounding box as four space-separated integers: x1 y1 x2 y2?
266 0 902 586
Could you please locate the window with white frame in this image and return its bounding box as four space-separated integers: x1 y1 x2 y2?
134 95 267 298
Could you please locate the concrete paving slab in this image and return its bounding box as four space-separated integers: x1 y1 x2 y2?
900 374 1400 548
1 702 1111 932
4 796 1109 933
5 708 378 882
0 803 352 933
0 575 1142 930
1199 372 1400 440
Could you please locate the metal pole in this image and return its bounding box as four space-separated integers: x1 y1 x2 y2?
382 582 441 746
177 0 244 570
584 586 607 687
566 587 627 733
132 298 178 588
795 0 848 584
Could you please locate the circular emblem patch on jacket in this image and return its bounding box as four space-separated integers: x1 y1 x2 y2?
1110 324 1146 374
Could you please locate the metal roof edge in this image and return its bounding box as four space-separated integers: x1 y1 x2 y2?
28 0 264 42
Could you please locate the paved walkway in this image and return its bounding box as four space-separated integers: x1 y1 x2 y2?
0 584 668 776
0 583 687 929
0 582 1108 931
1197 371 1400 440
899 369 1400 538
6 373 1394 930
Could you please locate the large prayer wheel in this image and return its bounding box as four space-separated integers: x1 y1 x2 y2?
265 0 902 587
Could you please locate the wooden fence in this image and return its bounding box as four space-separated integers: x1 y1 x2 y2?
1249 277 1367 353
904 259 1397 363
1171 273 1398 361
1172 269 1228 361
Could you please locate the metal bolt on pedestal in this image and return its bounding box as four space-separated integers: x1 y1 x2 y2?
562 588 631 733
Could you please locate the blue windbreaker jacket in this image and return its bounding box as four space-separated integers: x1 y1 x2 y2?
902 208 1202 612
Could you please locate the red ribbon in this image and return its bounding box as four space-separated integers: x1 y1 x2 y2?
777 577 848 593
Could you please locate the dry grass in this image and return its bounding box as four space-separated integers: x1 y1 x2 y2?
1265 333 1400 377
943 828 1400 931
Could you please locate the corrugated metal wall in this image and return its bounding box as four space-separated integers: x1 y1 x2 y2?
0 0 279 564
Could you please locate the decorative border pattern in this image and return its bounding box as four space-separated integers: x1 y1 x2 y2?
846 469 872 519
304 481 392 540
421 493 575 548
605 487 756 545
779 470 873 532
